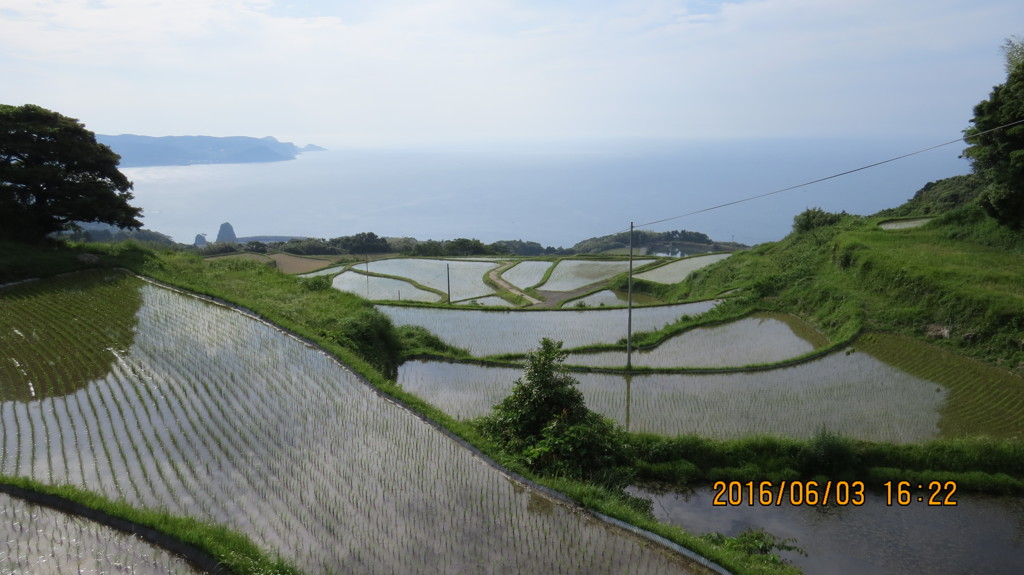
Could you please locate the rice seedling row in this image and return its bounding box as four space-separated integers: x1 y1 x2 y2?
102 360 175 506
95 371 151 502
115 351 181 501
124 353 212 514
0 273 709 574
855 334 1024 438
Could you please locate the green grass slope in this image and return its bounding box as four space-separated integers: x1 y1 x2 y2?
662 179 1024 374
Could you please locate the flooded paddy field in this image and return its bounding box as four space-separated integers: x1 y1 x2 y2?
359 258 499 301
395 303 1024 573
395 304 1024 440
567 313 828 369
0 492 202 575
499 261 552 289
400 349 947 442
631 485 1024 575
536 259 655 291
331 270 439 302
634 254 733 285
379 300 720 356
0 272 707 575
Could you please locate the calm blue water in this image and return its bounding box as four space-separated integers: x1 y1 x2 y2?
123 138 971 247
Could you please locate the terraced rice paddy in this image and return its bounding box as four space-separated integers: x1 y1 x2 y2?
499 261 552 289
567 313 828 368
331 271 439 302
0 492 200 574
297 264 347 277
537 259 654 292
0 272 705 575
267 253 342 274
634 254 732 284
361 258 499 301
457 296 515 307
399 352 948 441
378 300 720 356
571 290 629 307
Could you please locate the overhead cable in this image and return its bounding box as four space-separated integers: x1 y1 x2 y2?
627 118 1024 231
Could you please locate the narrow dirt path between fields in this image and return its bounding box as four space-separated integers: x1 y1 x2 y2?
489 263 543 305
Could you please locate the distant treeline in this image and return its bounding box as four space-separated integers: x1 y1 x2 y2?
61 222 176 246
208 234 575 257
67 223 743 258
572 229 748 254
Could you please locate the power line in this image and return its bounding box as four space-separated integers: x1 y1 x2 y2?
627 118 1024 231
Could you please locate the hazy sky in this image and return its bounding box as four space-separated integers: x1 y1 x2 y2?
2 0 1021 147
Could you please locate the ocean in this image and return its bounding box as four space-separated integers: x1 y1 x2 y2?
122 138 972 248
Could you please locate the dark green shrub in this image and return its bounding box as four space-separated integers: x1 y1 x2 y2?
299 275 332 291
793 207 846 233
477 338 630 483
799 428 859 477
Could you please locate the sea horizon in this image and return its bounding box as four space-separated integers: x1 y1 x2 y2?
123 137 972 249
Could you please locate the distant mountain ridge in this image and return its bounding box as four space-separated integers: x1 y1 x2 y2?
96 134 325 167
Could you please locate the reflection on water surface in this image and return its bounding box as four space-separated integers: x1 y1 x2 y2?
568 313 828 368
400 346 946 442
631 486 1024 575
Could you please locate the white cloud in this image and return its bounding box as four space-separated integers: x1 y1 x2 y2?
1 0 1021 144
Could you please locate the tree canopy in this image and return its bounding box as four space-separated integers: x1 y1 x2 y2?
962 44 1024 229
0 104 142 242
1002 36 1024 74
477 338 629 483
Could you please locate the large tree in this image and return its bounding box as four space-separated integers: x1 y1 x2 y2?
962 41 1024 229
0 104 142 242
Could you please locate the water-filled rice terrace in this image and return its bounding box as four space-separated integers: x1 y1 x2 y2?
393 307 1024 441
379 300 720 356
0 491 201 574
301 255 708 305
0 271 706 575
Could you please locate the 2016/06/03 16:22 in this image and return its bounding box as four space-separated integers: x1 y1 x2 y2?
711 480 959 507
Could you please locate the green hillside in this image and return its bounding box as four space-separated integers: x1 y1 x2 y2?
664 177 1024 374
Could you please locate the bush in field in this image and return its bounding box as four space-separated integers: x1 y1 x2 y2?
478 338 630 483
320 307 402 378
792 207 846 234
299 274 332 291
703 529 806 563
798 428 860 478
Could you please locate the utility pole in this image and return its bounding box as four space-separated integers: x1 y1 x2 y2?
627 222 634 371
447 263 451 304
